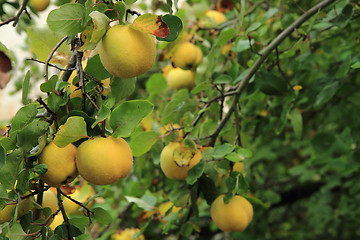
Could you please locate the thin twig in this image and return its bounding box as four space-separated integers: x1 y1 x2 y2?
27 58 75 72
44 36 69 82
85 93 100 111
37 97 58 130
0 0 30 27
208 0 336 146
59 189 94 216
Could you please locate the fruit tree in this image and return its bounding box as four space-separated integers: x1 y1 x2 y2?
0 0 359 239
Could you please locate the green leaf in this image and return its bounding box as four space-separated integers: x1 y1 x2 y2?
350 62 360 69
92 207 112 225
34 164 48 175
8 221 26 240
114 2 126 23
225 152 242 162
275 103 293 135
109 77 136 103
236 147 253 158
236 172 249 193
109 100 154 137
315 81 341 106
311 132 335 154
91 105 111 128
125 196 154 211
40 75 58 93
11 104 37 131
53 116 87 147
244 194 270 209
124 0 137 5
332 4 353 28
47 3 86 35
214 74 232 84
245 22 261 34
186 159 205 185
256 70 288 96
198 176 217 205
232 39 253 53
79 11 110 51
84 55 111 80
22 71 31 105
180 222 193 237
156 14 183 42
161 90 197 124
47 92 68 113
212 143 234 159
145 73 167 95
289 108 303 139
215 28 236 47
54 224 82 238
17 120 50 149
130 131 159 157
0 148 24 189
26 24 70 62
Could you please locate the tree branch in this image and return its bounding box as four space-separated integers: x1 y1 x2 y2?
27 58 75 72
208 0 336 146
0 0 30 27
56 187 74 240
44 36 69 82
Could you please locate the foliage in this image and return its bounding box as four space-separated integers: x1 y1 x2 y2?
0 0 360 239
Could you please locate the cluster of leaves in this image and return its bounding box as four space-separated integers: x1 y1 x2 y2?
1 0 360 239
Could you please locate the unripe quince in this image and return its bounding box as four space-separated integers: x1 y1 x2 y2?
160 142 202 180
172 42 202 70
200 10 227 27
99 25 156 78
166 67 195 90
38 142 78 187
111 228 144 240
41 189 58 215
49 214 63 230
211 195 253 232
29 0 50 12
0 197 34 224
76 136 133 185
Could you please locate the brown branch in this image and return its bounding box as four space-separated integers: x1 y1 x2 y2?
56 187 74 240
75 50 86 110
0 0 30 27
60 54 77 82
85 93 100 111
44 36 69 82
183 91 238 138
208 0 336 146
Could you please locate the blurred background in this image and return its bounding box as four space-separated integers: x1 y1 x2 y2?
0 3 52 121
